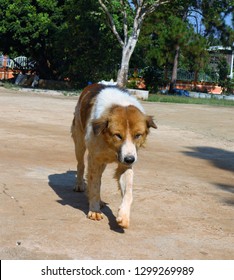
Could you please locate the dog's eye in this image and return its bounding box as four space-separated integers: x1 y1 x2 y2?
134 134 142 139
114 133 123 140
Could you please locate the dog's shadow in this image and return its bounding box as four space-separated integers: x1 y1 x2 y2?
48 171 124 233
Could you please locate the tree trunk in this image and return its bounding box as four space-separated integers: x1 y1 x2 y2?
194 70 198 90
117 37 138 88
169 44 180 93
98 0 169 89
164 63 168 83
117 57 130 88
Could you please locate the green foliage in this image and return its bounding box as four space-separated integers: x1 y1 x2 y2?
181 33 209 76
0 0 233 88
0 0 62 46
0 0 121 84
138 9 204 90
201 0 234 45
138 6 199 72
137 0 233 89
55 0 121 86
142 66 168 92
0 0 64 78
218 57 229 81
223 78 234 95
217 57 234 94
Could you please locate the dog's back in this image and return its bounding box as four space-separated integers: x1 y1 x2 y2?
72 83 105 134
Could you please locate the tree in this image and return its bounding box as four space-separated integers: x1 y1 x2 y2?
182 33 209 87
217 56 234 94
201 0 234 46
138 8 194 89
1 0 232 88
140 0 234 91
168 11 190 92
0 0 121 84
53 0 122 86
98 0 169 87
138 0 201 92
0 0 65 78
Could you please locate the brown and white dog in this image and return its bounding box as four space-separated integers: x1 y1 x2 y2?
71 83 157 228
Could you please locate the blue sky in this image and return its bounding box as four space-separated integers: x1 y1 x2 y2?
225 13 233 27
189 11 233 34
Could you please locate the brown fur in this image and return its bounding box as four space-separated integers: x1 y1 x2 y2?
71 84 156 228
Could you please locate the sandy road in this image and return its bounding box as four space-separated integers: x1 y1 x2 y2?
0 86 233 259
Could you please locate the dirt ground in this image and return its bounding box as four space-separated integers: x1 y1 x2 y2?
0 86 233 260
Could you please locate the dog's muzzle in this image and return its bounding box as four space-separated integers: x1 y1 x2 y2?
118 140 137 165
118 152 137 166
123 155 135 165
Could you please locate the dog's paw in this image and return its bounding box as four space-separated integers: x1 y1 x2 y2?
116 216 129 228
87 211 103 221
116 213 130 229
73 182 86 192
73 186 84 192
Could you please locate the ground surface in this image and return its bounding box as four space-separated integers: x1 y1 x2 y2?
0 86 234 260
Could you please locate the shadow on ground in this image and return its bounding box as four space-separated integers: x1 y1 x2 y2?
183 146 234 206
183 146 234 173
215 183 234 206
48 171 124 233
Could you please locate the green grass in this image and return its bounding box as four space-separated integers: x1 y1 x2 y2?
2 81 20 90
147 94 234 106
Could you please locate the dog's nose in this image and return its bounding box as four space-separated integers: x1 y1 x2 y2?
124 155 135 164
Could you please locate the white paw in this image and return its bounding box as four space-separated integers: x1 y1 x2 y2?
116 208 130 228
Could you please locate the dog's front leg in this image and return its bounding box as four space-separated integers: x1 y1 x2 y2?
116 166 133 228
87 155 106 221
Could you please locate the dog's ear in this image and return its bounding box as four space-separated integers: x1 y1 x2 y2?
92 118 108 135
146 115 157 129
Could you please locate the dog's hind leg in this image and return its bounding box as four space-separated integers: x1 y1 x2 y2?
115 165 134 229
72 118 86 192
74 139 86 192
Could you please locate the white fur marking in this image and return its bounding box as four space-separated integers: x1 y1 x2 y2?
93 87 145 119
120 139 137 163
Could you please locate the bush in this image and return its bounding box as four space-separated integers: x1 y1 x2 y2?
217 57 234 94
142 67 168 93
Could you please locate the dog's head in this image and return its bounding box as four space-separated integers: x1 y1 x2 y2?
92 105 157 166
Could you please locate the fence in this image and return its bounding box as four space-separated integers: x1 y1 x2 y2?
0 55 36 80
0 56 36 70
129 68 216 83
